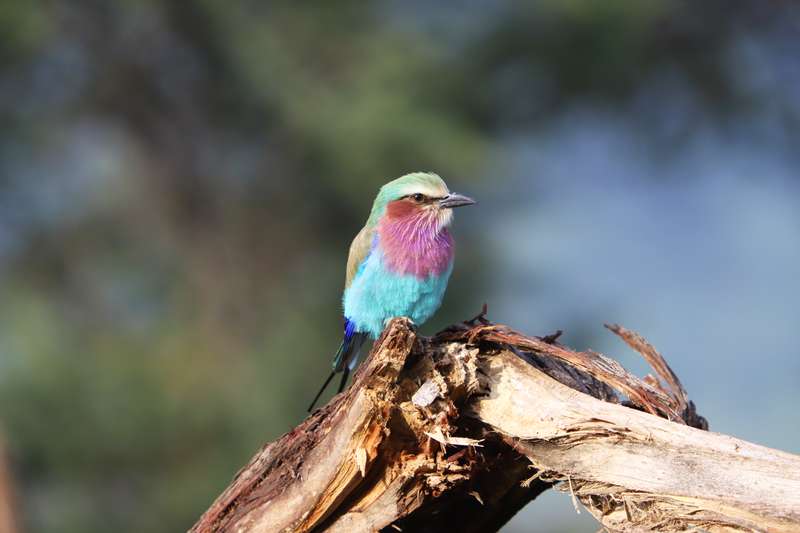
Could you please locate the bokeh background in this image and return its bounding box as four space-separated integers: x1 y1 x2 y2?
1 1 799 532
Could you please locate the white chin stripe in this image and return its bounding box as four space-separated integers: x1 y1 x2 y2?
438 206 454 227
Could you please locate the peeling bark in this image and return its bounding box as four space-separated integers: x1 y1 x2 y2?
191 316 800 533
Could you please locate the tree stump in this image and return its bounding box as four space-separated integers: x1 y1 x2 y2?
191 315 800 532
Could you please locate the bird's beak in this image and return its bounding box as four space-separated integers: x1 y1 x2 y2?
439 193 476 209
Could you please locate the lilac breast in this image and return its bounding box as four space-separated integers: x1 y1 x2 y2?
377 218 454 279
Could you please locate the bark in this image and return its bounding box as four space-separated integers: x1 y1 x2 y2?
191 314 800 533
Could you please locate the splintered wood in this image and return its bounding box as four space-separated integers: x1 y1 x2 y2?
191 317 800 533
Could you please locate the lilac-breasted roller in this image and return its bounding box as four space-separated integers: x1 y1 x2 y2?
308 172 475 411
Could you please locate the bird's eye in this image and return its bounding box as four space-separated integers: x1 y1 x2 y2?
411 193 425 202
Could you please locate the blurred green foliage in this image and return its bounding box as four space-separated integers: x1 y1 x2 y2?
0 1 795 531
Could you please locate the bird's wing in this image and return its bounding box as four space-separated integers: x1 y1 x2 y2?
345 225 375 289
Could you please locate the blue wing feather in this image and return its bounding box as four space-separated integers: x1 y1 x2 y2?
332 317 369 371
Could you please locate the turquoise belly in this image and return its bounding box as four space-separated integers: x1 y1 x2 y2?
343 251 453 338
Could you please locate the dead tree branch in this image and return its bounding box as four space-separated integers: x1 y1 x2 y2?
191 317 800 533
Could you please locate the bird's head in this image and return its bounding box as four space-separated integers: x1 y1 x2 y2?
368 172 475 230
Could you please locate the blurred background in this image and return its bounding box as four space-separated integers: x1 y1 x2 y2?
1 1 799 531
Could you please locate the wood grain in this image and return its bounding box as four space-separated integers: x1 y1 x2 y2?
190 317 800 533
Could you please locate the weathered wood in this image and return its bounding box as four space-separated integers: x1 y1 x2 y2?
477 351 800 532
191 316 800 533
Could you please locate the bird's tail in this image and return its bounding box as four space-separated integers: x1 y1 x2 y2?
307 320 369 412
332 319 368 372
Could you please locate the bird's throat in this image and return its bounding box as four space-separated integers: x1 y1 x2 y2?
377 209 454 279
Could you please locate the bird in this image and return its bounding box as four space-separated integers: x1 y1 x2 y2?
308 172 475 412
